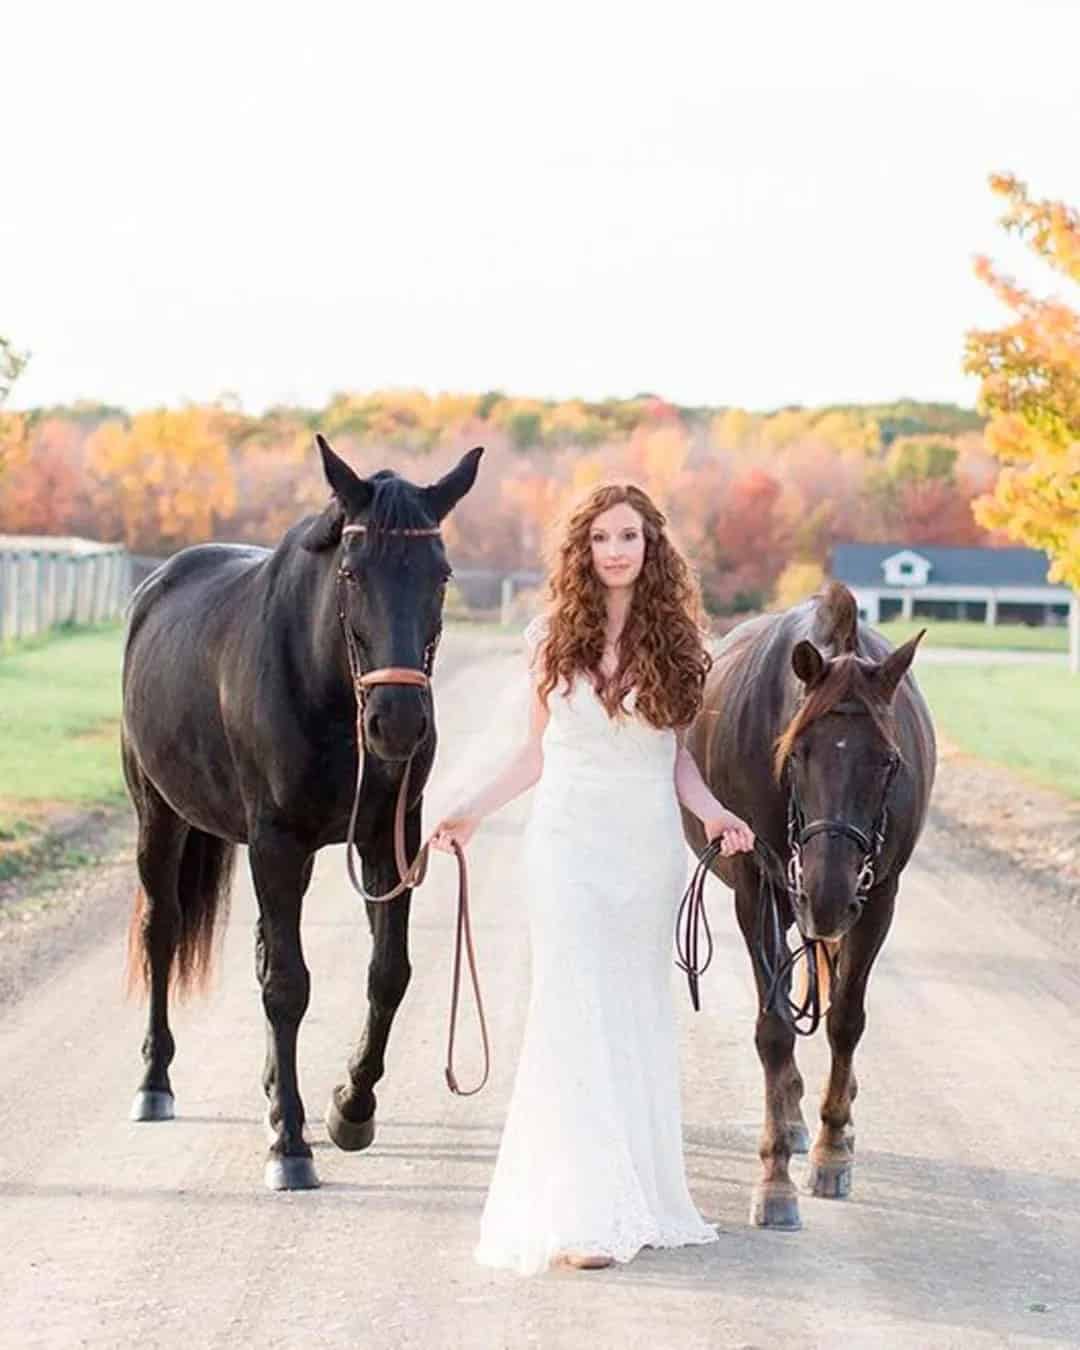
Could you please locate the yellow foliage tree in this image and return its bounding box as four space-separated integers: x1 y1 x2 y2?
638 424 689 500
965 174 1080 594
759 408 817 452
710 407 759 451
812 409 881 457
567 453 606 503
772 560 826 611
87 405 237 549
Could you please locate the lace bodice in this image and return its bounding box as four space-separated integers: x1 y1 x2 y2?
523 613 677 782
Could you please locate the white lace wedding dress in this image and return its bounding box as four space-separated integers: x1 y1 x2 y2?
474 615 718 1276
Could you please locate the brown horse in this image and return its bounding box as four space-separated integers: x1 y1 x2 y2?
680 582 935 1230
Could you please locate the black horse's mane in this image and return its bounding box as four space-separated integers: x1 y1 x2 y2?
304 469 442 560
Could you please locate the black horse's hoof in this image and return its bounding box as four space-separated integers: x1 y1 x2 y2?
805 1156 853 1199
325 1089 375 1152
130 1090 175 1122
264 1154 320 1191
785 1121 811 1155
750 1182 802 1230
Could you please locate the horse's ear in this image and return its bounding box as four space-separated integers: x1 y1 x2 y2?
421 446 484 522
315 433 373 512
301 498 345 553
792 640 826 687
874 629 925 701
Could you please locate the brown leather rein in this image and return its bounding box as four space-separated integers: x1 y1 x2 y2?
337 521 489 1097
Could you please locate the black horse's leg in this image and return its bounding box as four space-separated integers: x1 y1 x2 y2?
735 871 805 1230
129 777 189 1123
325 807 416 1152
249 827 317 1190
805 877 898 1200
256 858 313 1138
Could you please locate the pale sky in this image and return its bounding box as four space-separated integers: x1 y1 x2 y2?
4 0 1080 413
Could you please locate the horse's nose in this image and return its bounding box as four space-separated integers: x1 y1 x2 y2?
367 704 428 752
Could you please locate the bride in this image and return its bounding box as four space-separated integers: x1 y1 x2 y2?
431 482 754 1276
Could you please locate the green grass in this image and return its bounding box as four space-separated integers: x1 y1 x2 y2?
0 623 126 824
877 619 1068 653
914 663 1080 799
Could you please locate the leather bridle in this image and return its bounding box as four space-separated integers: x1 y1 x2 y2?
336 520 489 1096
784 741 901 922
676 714 901 1037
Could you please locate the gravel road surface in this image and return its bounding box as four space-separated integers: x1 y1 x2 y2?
2 629 1078 1348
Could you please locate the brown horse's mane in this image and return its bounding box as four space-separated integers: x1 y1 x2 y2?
771 582 899 780
772 656 898 780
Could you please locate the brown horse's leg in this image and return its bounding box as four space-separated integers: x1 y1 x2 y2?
735 877 804 1230
325 808 417 1153
249 827 317 1191
128 776 189 1122
806 878 897 1200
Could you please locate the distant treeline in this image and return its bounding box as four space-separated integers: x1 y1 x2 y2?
0 392 1002 613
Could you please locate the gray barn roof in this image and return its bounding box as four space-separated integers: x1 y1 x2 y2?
831 543 1056 588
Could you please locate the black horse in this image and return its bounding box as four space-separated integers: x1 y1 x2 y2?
122 434 482 1189
681 582 935 1230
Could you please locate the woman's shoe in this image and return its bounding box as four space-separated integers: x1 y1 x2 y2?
554 1251 614 1270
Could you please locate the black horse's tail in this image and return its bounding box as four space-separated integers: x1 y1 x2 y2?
125 829 237 1000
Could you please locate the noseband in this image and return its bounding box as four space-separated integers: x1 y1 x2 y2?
336 520 489 1097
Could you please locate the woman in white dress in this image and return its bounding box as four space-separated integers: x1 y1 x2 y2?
430 483 754 1276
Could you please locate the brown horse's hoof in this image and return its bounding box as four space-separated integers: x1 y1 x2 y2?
750 1181 802 1230
264 1153 320 1191
805 1155 853 1199
130 1090 175 1122
785 1121 811 1155
325 1087 376 1152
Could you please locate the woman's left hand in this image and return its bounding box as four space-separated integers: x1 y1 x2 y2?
704 809 755 857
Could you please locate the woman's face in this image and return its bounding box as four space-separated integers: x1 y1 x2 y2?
589 501 646 591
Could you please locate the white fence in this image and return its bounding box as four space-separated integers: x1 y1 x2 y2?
0 541 132 641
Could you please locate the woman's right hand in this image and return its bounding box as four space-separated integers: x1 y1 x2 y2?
430 812 481 854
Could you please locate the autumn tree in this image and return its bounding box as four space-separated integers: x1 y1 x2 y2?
773 560 826 610
0 417 84 535
965 174 1080 590
0 336 29 479
87 405 237 551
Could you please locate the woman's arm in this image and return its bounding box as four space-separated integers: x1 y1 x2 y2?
465 659 549 815
673 732 755 855
430 662 549 851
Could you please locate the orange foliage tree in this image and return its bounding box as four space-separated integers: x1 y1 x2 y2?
87 406 237 551
0 417 84 535
965 174 1080 590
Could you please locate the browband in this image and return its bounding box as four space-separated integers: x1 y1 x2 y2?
342 523 442 539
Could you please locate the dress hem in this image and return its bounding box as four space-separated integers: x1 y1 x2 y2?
474 1222 719 1277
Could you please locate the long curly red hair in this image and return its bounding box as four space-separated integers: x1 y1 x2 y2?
534 482 712 729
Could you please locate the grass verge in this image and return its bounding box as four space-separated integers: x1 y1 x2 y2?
914 662 1080 800
877 619 1068 653
0 623 126 878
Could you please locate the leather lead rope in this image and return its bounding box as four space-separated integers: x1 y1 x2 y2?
336 541 489 1097
675 836 833 1037
342 736 490 1097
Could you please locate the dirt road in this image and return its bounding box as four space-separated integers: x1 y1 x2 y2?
2 629 1078 1348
